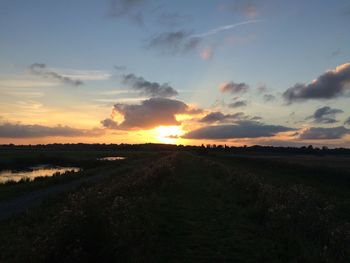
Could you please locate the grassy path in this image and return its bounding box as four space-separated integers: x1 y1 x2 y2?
146 153 263 262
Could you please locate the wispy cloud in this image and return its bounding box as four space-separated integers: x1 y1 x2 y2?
14 100 43 111
228 100 248 108
94 97 147 104
0 77 58 88
114 65 127 71
1 89 44 98
29 63 84 87
263 94 276 102
147 20 261 55
55 69 112 81
108 0 148 25
199 111 257 124
147 30 200 54
189 19 262 39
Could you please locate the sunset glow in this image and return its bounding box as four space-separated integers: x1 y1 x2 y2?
155 126 184 144
0 1 349 147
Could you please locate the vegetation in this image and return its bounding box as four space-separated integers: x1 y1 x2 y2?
0 146 349 262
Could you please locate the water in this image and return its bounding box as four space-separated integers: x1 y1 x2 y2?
0 166 80 183
98 156 126 161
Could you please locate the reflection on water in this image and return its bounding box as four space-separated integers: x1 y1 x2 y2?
0 166 80 183
99 157 126 161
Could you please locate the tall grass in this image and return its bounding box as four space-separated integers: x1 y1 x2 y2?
202 158 350 262
13 154 178 262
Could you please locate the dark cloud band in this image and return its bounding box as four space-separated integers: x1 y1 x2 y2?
0 123 102 138
184 121 294 139
199 111 258 124
298 126 350 140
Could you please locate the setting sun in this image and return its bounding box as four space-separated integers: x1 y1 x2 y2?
155 126 184 144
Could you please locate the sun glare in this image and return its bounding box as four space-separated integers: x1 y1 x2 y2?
155 126 183 144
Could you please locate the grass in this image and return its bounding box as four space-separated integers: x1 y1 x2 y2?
209 153 350 222
0 151 349 262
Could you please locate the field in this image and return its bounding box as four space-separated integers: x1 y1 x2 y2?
0 145 349 262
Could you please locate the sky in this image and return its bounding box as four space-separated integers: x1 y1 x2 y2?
0 0 350 147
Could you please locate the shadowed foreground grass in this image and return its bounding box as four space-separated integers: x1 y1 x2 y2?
0 152 349 262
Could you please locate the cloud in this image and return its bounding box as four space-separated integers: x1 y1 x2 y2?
228 100 247 108
147 30 201 55
114 65 127 71
100 118 119 129
331 48 341 57
263 94 276 102
29 63 84 86
147 20 260 55
101 97 200 130
199 111 259 124
283 63 350 103
257 84 267 94
298 126 350 140
122 73 178 98
220 81 249 94
0 122 103 138
57 69 111 81
0 78 58 88
344 117 350 125
108 0 148 25
306 106 343 124
256 84 276 102
183 121 294 139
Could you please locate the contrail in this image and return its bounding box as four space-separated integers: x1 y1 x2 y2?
189 19 262 39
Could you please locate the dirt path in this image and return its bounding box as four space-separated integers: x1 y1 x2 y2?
0 170 113 220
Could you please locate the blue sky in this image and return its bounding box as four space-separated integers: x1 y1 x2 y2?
0 0 350 146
